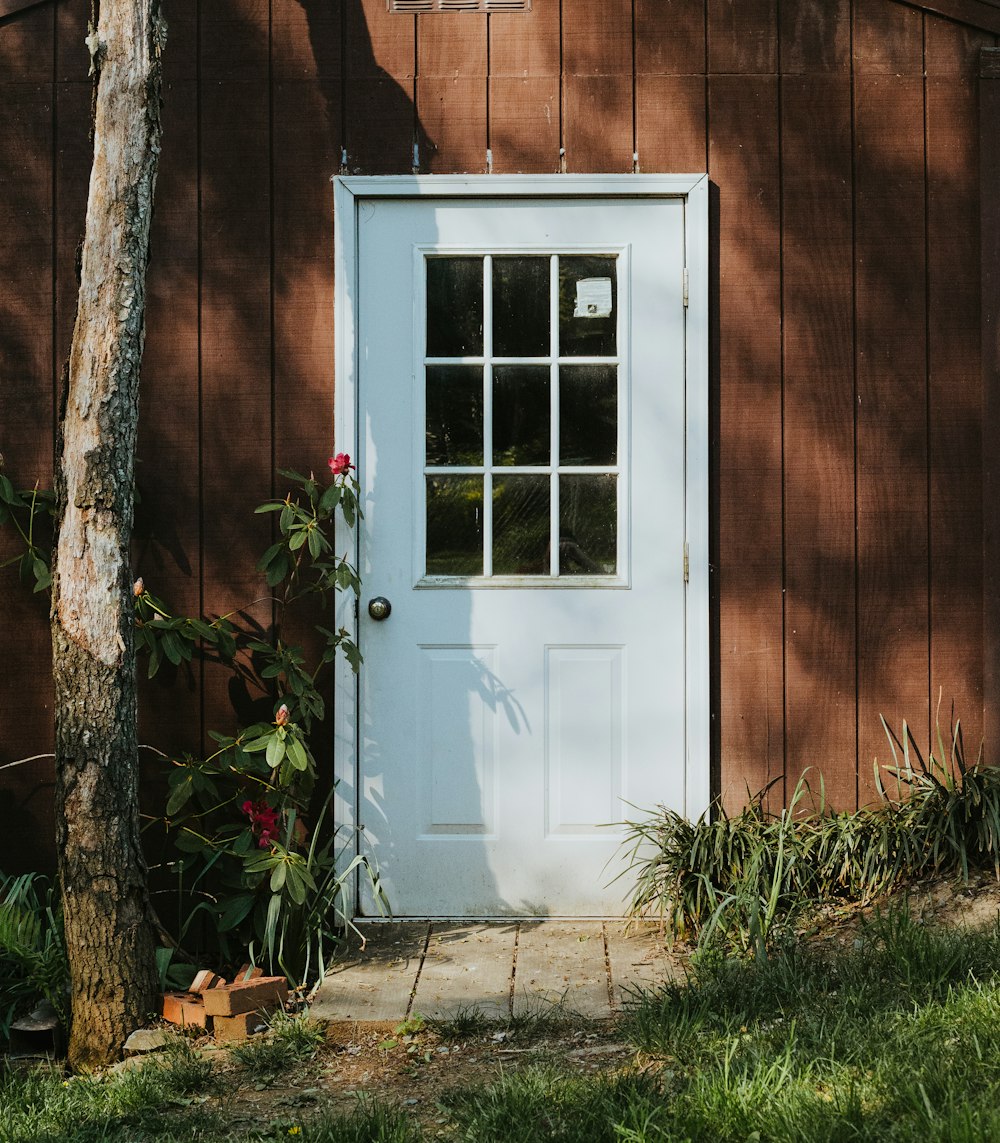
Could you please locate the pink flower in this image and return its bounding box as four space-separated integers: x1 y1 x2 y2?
275 703 290 727
328 452 354 477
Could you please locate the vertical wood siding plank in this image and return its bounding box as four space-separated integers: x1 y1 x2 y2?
635 0 707 172
491 2 560 77
0 5 56 874
780 0 850 75
271 12 343 783
490 2 560 173
982 47 1000 757
562 0 632 76
782 76 858 809
345 0 415 173
854 70 929 799
199 0 274 743
635 0 706 76
709 75 784 811
137 76 202 767
562 0 633 171
273 0 342 81
707 0 777 75
417 15 487 172
926 71 983 756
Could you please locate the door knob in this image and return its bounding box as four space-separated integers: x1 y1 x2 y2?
367 596 392 621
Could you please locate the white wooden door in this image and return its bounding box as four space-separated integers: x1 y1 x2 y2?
347 187 703 917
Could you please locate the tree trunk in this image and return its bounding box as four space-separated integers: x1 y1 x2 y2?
51 0 166 1071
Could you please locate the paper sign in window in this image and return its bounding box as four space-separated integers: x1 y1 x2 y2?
574 278 613 319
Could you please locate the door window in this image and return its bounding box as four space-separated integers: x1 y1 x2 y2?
422 253 625 582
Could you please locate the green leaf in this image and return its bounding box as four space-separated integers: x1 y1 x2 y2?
307 527 321 559
270 862 287 893
318 482 342 514
243 734 273 754
266 735 286 769
254 501 285 514
174 829 207 854
286 735 309 772
288 528 308 551
217 893 256 933
166 777 194 816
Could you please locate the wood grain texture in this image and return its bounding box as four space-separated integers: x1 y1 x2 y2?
345 0 415 173
983 49 1000 756
780 0 850 74
563 74 633 171
562 0 632 76
709 75 784 811
490 0 560 77
854 72 929 799
708 0 777 74
0 27 55 872
636 0 706 75
489 76 560 172
199 3 274 744
926 68 983 758
636 75 706 172
136 77 201 766
416 13 486 172
853 0 923 74
781 76 857 809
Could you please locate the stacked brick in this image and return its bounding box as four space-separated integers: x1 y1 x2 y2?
162 966 289 1041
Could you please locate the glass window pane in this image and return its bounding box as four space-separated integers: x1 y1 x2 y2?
493 365 550 466
559 256 617 357
493 476 550 576
426 366 483 466
560 365 617 466
427 257 484 357
426 476 483 575
493 257 550 357
559 475 616 576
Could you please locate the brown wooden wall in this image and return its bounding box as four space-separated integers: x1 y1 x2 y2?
1 0 996 873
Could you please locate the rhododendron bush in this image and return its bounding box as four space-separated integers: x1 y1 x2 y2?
0 455 382 988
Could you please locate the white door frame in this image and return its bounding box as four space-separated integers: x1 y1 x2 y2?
332 174 710 913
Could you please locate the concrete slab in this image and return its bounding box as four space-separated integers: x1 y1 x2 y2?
309 922 427 1022
604 921 677 1009
412 923 517 1020
513 922 611 1018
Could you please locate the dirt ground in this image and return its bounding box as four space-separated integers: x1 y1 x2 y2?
123 870 1000 1136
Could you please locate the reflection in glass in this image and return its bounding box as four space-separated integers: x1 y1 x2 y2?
559 255 617 357
426 366 483 466
560 365 617 466
493 366 550 466
493 476 550 575
493 257 550 357
427 258 483 357
426 476 483 576
559 475 616 575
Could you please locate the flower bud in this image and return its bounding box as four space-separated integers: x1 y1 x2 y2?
133 577 144 597
275 703 290 727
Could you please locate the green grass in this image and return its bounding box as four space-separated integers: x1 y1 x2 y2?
444 908 1000 1143
6 909 1000 1140
229 1011 326 1080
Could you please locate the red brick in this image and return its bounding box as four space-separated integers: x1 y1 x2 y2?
200 977 289 1017
162 991 208 1028
211 1011 262 1042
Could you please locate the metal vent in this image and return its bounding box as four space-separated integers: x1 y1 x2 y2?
389 0 530 11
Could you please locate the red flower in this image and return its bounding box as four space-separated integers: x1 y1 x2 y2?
328 452 354 477
241 799 280 848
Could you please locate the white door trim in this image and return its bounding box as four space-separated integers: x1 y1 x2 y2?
332 174 710 913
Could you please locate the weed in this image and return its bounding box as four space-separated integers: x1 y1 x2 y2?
622 707 1000 956
0 871 69 1039
229 1011 325 1080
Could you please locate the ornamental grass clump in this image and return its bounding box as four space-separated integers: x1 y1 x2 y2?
623 710 1000 956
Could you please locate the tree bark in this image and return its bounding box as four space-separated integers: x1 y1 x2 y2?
51 0 166 1071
